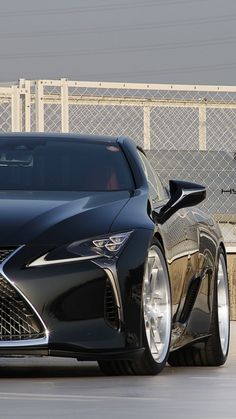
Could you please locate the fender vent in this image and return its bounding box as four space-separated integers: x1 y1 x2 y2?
104 279 119 330
179 276 202 324
0 275 45 341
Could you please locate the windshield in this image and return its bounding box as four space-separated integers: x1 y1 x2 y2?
0 138 134 192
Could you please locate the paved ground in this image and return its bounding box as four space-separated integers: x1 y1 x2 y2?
0 354 235 419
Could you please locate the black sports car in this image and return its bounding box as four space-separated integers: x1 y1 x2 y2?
0 133 229 375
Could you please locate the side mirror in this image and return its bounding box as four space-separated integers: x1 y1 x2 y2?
153 180 206 224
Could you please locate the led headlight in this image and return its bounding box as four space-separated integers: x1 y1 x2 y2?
93 233 130 253
28 232 132 267
69 232 132 259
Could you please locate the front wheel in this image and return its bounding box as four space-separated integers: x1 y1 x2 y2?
98 240 172 375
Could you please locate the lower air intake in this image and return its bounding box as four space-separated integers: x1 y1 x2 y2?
0 275 45 341
104 279 119 331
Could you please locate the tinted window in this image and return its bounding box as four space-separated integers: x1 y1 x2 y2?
137 150 166 202
0 139 134 192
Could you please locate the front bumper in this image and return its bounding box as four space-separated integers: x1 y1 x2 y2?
0 229 152 358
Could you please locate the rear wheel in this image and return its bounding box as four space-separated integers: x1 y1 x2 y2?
168 248 230 367
99 240 172 375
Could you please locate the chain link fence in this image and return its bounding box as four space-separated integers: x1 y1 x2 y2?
1 78 236 247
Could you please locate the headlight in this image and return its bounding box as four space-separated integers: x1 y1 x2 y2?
28 232 132 267
70 232 132 258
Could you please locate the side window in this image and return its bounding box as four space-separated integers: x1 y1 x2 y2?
137 150 166 202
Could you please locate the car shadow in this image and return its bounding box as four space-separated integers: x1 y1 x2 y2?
0 359 104 378
0 358 202 379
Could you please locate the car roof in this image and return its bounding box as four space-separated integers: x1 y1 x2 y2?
0 132 120 144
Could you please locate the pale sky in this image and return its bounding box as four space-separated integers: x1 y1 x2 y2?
0 0 236 85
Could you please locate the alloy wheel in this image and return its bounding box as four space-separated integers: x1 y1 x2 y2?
142 245 171 363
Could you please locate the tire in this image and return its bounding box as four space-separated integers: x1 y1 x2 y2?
168 247 230 367
98 239 172 375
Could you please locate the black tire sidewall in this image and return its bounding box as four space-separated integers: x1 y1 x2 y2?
207 247 230 364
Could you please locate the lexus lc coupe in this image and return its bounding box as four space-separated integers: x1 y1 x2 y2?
0 133 230 375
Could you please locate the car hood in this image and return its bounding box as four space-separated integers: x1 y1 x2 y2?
0 190 131 246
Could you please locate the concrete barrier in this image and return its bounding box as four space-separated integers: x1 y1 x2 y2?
227 254 236 320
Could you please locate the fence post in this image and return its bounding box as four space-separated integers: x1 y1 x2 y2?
19 79 31 132
24 80 31 132
199 103 207 150
61 78 69 133
143 106 151 150
11 85 21 132
35 80 44 132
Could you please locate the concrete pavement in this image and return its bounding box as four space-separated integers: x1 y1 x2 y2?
0 354 234 418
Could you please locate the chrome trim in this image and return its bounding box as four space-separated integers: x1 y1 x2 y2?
104 268 123 330
0 245 25 265
92 259 123 328
0 336 49 348
171 188 206 209
28 252 102 267
104 269 121 309
0 246 49 348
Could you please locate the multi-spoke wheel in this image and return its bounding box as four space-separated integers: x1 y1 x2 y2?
98 239 172 375
168 247 230 367
142 243 172 369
